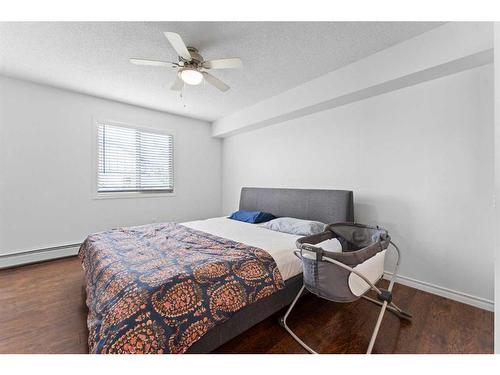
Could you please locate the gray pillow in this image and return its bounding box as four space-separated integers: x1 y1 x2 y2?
260 217 326 236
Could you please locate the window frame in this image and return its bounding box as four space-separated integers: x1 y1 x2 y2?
91 118 176 200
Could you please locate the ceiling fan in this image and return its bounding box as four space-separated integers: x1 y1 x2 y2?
130 32 242 92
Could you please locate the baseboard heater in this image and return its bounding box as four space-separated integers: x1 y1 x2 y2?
0 243 81 269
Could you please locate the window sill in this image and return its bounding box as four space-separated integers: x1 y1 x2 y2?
93 191 176 200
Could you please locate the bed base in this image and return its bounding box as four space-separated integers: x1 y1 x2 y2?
187 273 303 353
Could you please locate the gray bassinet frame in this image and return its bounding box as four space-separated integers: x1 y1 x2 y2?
280 224 411 354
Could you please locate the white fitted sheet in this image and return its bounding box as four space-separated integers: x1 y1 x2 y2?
181 216 303 281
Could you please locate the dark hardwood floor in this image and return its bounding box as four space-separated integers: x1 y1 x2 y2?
0 256 493 354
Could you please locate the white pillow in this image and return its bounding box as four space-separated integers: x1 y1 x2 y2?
314 238 343 253
260 217 326 236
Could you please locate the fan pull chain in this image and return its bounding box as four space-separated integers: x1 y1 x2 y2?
180 86 187 108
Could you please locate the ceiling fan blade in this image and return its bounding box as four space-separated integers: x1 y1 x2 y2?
171 75 184 91
202 58 242 70
130 58 178 67
164 32 192 61
202 72 230 92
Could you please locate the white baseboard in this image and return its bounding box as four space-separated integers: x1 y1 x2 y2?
0 243 81 269
384 271 494 312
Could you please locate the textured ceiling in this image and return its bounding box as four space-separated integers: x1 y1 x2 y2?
0 22 443 121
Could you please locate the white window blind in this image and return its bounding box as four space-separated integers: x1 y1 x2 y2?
97 122 174 193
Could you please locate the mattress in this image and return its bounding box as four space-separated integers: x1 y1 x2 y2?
182 216 303 281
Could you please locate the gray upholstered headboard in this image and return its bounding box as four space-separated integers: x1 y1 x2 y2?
239 187 354 224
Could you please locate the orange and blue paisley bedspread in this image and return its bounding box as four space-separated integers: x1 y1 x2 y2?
78 222 284 354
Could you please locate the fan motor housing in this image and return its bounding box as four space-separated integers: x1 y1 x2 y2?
185 47 203 64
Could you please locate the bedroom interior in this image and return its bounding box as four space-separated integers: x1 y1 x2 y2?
0 14 498 361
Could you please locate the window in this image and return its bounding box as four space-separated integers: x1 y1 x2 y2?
96 122 174 195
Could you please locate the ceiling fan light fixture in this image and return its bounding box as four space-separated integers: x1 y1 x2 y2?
179 68 203 85
131 32 240 92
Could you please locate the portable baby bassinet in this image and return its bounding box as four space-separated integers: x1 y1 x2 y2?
280 223 411 354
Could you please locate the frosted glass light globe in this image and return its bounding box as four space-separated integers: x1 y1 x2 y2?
180 68 203 85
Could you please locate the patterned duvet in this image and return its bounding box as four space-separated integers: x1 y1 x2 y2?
78 222 284 354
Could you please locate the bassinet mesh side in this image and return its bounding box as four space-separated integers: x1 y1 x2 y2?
327 223 389 251
301 255 356 302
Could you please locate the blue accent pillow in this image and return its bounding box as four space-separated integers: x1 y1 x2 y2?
228 210 275 224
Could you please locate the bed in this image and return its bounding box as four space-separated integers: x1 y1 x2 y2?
79 187 354 353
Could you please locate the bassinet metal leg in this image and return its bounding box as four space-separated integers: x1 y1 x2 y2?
365 240 411 353
280 285 318 354
366 301 388 354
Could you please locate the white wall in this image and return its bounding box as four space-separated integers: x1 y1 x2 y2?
0 76 222 255
222 64 494 307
